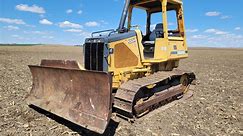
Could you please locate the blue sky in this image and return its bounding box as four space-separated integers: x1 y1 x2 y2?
0 0 242 47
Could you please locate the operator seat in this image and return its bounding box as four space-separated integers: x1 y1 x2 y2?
143 23 164 46
149 23 164 41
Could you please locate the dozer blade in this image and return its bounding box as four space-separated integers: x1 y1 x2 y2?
27 64 112 134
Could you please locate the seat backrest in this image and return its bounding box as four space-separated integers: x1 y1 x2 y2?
149 23 164 41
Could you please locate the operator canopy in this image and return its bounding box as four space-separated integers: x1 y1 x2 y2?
131 0 182 13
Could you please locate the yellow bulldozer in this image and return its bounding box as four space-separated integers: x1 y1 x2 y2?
27 0 196 134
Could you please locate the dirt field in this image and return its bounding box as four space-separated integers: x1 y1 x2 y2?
0 46 242 136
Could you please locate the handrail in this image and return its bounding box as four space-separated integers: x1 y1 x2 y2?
91 29 116 37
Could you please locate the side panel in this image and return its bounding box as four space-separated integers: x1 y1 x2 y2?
168 39 188 60
108 33 143 88
114 43 139 68
153 38 188 62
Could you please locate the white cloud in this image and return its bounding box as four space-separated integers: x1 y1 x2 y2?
205 29 217 33
77 10 83 14
221 16 231 20
16 4 45 14
207 33 243 47
64 29 91 39
205 29 228 35
64 29 83 33
0 18 25 25
25 24 36 28
66 9 73 14
12 34 20 38
11 34 25 40
85 21 100 27
188 29 243 47
223 33 243 39
59 21 82 29
188 33 243 48
32 31 46 34
4 25 19 30
187 29 198 33
39 19 53 25
23 30 47 35
205 11 221 17
235 27 241 30
42 36 54 39
191 35 207 39
206 11 231 20
215 31 228 35
79 32 91 37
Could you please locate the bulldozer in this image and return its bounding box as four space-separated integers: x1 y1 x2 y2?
27 0 196 134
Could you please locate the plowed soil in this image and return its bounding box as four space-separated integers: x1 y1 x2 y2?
0 46 242 136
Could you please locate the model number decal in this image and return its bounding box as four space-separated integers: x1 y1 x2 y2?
128 38 136 44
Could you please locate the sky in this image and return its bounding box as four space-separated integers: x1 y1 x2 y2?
0 0 242 47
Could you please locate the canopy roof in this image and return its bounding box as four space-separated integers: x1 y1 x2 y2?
131 0 182 12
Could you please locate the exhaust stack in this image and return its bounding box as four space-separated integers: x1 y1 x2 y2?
118 0 130 33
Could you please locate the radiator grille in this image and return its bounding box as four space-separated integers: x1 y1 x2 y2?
84 42 105 71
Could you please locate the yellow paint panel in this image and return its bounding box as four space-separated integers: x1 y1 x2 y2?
108 36 144 88
154 38 169 60
168 39 188 60
114 43 138 68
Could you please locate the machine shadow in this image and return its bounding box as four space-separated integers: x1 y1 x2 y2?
29 105 119 136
